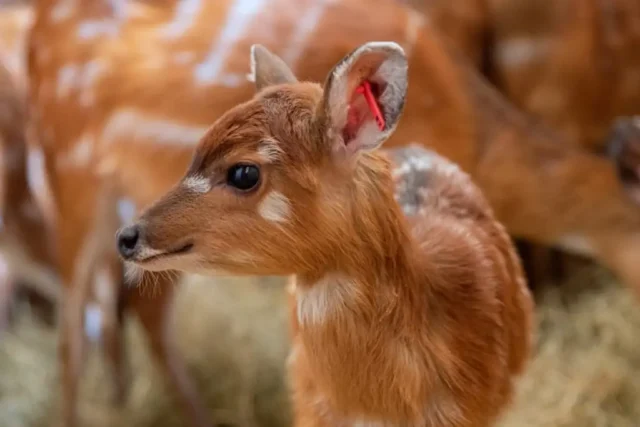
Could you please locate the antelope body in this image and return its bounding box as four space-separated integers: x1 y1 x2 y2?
117 41 534 427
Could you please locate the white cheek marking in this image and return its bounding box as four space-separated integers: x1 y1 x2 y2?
56 134 94 169
84 303 102 342
117 198 137 225
496 38 550 68
101 109 208 146
296 274 358 326
160 0 202 39
555 234 596 257
183 175 211 193
194 0 268 85
258 191 290 223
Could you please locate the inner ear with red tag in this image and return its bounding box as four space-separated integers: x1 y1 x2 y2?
320 41 409 156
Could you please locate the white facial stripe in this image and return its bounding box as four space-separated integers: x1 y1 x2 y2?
257 139 283 163
259 191 290 223
183 175 211 193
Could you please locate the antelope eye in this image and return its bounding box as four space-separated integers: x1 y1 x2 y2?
227 164 260 191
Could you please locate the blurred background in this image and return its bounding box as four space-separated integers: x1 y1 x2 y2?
2 0 640 426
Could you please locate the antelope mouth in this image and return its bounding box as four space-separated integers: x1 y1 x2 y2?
136 242 194 266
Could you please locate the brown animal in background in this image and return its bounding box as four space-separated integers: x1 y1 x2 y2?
414 0 640 153
116 41 534 427
0 58 59 334
25 0 640 425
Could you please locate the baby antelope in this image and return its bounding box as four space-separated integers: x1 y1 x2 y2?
118 42 534 426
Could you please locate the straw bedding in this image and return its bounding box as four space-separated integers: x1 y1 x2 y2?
0 266 639 427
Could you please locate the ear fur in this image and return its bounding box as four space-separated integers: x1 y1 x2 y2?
249 44 298 91
320 41 409 156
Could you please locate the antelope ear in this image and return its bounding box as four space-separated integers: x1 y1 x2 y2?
319 41 408 156
249 44 298 91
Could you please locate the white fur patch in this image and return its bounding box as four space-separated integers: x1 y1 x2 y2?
496 38 550 68
124 262 143 286
56 64 79 98
56 134 94 168
84 303 103 342
137 246 165 260
555 234 596 257
194 0 268 85
160 0 202 39
94 267 114 303
51 0 74 22
258 191 290 223
77 19 119 40
296 274 358 326
101 109 208 146
403 9 425 57
183 175 211 193
281 0 334 67
257 139 282 163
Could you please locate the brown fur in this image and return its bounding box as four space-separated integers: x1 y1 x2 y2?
123 42 534 427
24 0 640 426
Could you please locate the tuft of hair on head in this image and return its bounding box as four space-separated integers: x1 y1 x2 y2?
249 41 409 159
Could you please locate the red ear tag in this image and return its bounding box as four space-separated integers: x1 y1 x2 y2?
356 81 386 131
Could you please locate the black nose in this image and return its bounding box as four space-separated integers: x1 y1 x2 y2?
116 225 140 259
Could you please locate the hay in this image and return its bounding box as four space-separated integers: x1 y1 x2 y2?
0 267 639 427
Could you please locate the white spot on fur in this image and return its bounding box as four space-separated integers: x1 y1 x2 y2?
160 0 202 39
94 267 113 303
496 38 550 68
51 0 74 22
258 191 290 223
281 1 333 67
26 146 46 195
56 134 93 168
101 109 208 146
194 0 268 85
84 303 102 342
296 274 358 326
555 234 596 257
56 64 79 98
183 175 211 193
403 9 425 57
78 59 107 105
117 199 137 225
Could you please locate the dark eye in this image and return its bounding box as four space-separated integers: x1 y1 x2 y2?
227 164 261 191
